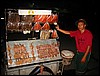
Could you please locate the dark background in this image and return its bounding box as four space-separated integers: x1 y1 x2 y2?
0 0 99 75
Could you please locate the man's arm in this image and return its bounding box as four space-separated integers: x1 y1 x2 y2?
55 25 70 35
81 46 91 63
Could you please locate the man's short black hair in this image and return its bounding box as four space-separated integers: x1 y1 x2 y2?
75 19 87 26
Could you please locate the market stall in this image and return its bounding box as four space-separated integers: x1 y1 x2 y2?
5 9 62 75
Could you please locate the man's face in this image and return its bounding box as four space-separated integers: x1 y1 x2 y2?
78 22 86 31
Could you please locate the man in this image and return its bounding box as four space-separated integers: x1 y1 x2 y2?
55 19 93 75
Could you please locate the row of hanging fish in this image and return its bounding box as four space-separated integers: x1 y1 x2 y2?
7 22 56 31
7 14 58 31
33 14 58 23
7 13 58 24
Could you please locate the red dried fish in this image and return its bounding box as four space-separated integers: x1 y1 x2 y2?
33 22 41 30
41 22 50 30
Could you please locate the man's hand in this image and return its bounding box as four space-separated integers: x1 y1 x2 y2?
55 25 59 30
81 57 86 63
